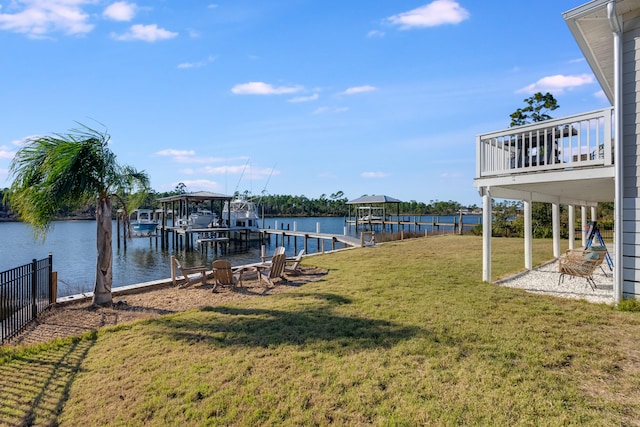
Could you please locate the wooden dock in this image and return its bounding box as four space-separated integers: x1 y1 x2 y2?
345 215 481 234
261 229 363 254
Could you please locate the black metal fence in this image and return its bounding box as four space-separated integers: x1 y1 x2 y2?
1 254 54 345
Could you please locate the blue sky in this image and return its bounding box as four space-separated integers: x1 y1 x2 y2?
0 0 608 206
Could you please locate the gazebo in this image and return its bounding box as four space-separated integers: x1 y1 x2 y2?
346 195 402 232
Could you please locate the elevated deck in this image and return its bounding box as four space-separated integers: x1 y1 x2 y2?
474 107 615 204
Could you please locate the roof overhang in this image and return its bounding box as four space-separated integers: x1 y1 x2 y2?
474 166 614 205
564 0 640 105
158 191 233 203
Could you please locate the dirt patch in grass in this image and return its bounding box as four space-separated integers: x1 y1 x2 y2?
8 266 327 347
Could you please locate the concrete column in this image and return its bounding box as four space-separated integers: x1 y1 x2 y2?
568 205 575 250
591 206 597 222
552 202 560 258
482 189 492 282
524 198 532 270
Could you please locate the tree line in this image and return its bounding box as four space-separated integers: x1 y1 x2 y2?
1 185 477 220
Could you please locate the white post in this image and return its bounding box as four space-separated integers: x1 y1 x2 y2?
568 205 575 250
343 226 347 236
275 220 279 231
316 222 321 234
293 221 297 232
524 198 532 270
581 206 587 247
552 202 560 258
591 206 597 222
482 189 492 282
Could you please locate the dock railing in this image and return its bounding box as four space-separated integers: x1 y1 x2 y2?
1 254 54 345
476 107 614 178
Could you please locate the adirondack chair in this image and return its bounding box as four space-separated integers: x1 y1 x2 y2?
171 256 207 288
211 260 240 291
285 249 305 274
256 253 287 287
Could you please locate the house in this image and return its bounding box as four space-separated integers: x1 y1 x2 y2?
474 0 640 303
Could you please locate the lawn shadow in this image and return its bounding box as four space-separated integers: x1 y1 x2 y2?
148 292 421 351
0 336 96 426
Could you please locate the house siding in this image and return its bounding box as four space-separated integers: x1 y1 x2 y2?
622 26 640 298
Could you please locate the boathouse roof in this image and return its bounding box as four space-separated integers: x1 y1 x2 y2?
346 195 402 204
158 191 232 203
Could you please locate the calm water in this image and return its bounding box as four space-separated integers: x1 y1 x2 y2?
0 215 479 297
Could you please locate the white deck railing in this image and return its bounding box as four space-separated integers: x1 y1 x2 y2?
476 107 614 178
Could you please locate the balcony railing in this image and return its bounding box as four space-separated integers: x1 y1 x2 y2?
476 107 614 178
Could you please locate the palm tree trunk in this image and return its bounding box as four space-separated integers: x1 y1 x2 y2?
92 196 113 306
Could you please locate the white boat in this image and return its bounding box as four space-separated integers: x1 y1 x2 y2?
187 209 218 228
130 209 158 236
222 198 261 230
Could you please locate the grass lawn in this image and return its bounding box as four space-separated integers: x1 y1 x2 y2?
1 235 639 426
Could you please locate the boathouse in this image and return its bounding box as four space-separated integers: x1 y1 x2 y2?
157 191 234 250
346 195 402 232
474 0 640 303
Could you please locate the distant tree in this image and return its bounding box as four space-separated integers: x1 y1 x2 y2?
510 92 559 127
6 123 149 306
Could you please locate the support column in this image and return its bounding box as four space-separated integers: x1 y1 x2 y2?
581 206 587 247
482 188 492 282
568 205 575 250
524 197 532 270
591 206 597 222
552 202 560 258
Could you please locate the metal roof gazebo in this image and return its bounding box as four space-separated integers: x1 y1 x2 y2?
346 195 402 232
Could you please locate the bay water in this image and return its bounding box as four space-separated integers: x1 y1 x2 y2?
0 215 479 297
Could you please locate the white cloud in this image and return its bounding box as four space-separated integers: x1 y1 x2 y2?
172 179 222 192
200 165 278 180
177 55 216 69
103 1 136 22
516 73 595 94
156 149 196 157
340 85 377 95
0 146 15 159
288 93 319 103
111 24 178 42
0 0 94 38
231 82 302 95
367 30 385 38
208 4 218 9
313 106 349 115
594 89 608 102
387 0 470 29
361 171 390 178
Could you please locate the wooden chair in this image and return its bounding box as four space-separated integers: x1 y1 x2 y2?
261 246 285 263
285 249 305 274
256 253 287 287
211 260 240 291
171 256 207 288
558 249 602 290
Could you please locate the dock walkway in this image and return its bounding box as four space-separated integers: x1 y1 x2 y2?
261 229 362 251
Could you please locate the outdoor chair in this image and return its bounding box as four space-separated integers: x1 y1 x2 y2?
558 249 602 290
171 255 207 288
256 253 287 287
211 260 241 291
285 249 305 274
261 246 285 263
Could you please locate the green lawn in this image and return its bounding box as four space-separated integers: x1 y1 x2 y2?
2 235 639 426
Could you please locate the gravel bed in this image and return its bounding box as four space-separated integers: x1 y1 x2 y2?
496 259 614 304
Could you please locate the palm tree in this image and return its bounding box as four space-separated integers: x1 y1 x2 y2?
6 123 150 306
